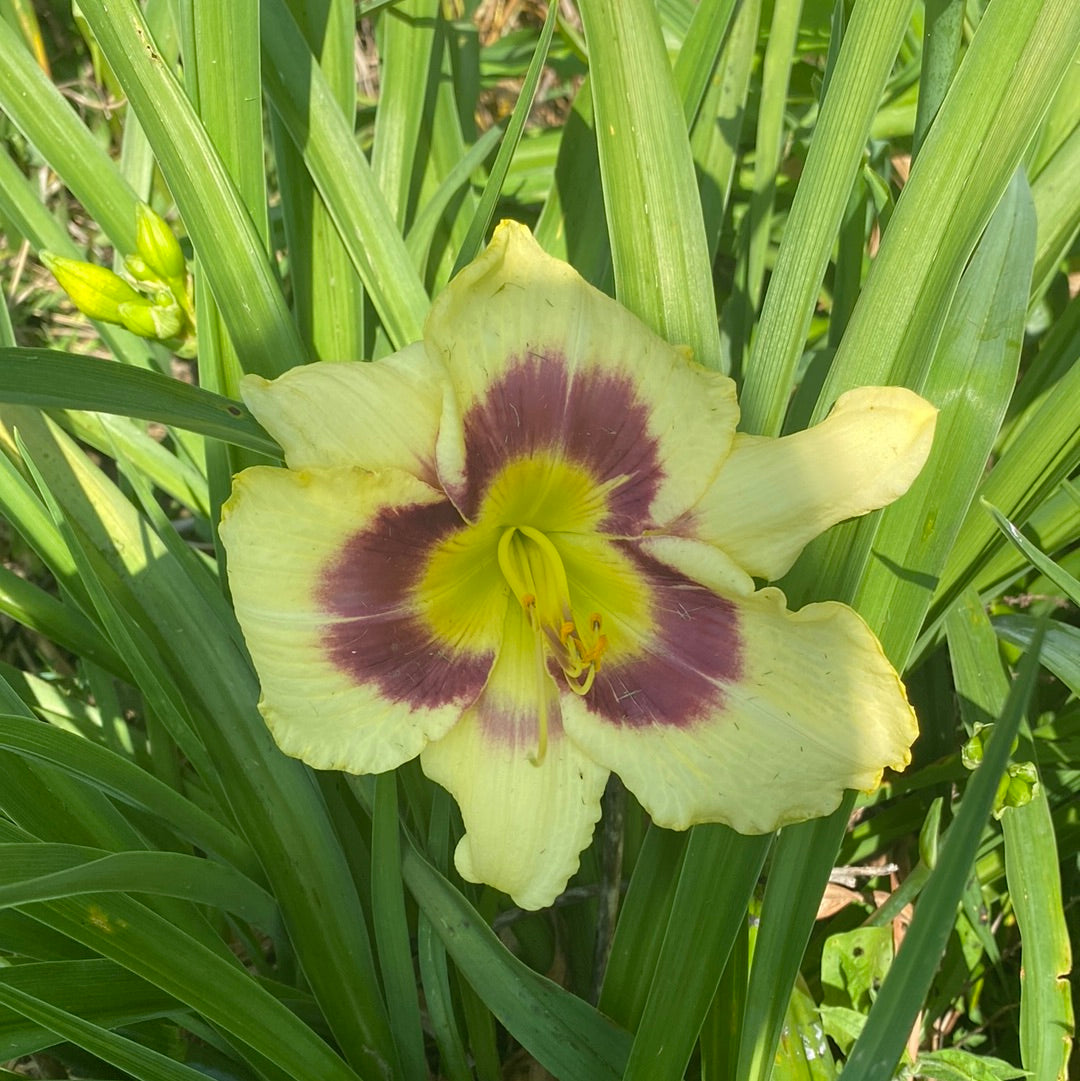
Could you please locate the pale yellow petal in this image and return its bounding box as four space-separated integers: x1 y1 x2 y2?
240 342 446 484
689 387 937 580
428 220 739 530
221 465 492 774
562 586 917 834
421 604 608 910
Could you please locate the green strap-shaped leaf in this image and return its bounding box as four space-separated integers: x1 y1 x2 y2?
383 783 631 1081
260 0 431 348
620 828 771 1081
0 715 256 876
0 960 178 1062
0 349 277 455
578 0 722 369
994 615 1080 695
815 0 1080 407
451 0 559 276
0 17 139 253
738 0 918 435
12 411 400 1080
839 597 1045 1081
75 0 306 377
0 979 269 1081
0 844 280 940
372 0 441 230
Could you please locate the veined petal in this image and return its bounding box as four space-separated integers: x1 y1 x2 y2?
562 563 916 834
421 604 609 910
685 387 937 581
428 220 739 532
221 465 493 774
240 342 446 484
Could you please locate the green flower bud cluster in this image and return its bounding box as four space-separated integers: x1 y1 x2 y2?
42 204 196 356
961 722 1039 818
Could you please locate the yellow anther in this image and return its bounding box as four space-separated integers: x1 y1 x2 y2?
496 522 608 746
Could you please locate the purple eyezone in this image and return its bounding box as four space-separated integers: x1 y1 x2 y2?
585 546 743 730
457 352 665 533
318 497 492 708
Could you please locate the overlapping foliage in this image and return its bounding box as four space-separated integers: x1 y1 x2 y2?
0 1 1075 1079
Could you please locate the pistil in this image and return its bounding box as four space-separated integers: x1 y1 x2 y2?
497 525 609 754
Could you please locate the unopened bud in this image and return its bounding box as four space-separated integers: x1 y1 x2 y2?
994 761 1038 818
135 203 186 280
123 254 157 283
41 252 142 323
117 297 183 340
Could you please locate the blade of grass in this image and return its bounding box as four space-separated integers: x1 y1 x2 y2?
0 960 179 1062
579 0 722 369
598 826 689 1028
10 411 401 1079
911 0 964 155
0 565 129 681
61 411 210 519
370 772 427 1081
959 619 1074 1081
75 0 306 377
0 974 282 1081
0 715 254 875
451 0 558 275
532 80 612 288
735 803 852 1081
994 615 1080 695
842 170 1036 657
673 0 738 126
260 0 430 348
621 828 771 1081
0 348 277 456
738 0 918 435
984 501 1080 605
0 17 139 252
1030 122 1080 301
372 0 441 229
412 29 480 292
271 0 366 364
744 0 802 312
177 0 271 526
814 0 1080 408
0 674 146 858
406 124 501 268
928 352 1080 632
349 777 631 1080
690 0 761 262
0 845 279 940
840 596 1045 1080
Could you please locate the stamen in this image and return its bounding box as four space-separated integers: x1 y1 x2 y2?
496 523 609 753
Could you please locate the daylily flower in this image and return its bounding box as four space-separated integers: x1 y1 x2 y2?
220 221 936 910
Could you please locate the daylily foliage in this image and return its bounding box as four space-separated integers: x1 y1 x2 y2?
221 221 936 910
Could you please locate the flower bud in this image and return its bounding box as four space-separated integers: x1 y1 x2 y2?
41 252 142 323
135 203 186 280
118 298 183 340
993 761 1038 818
123 254 157 283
